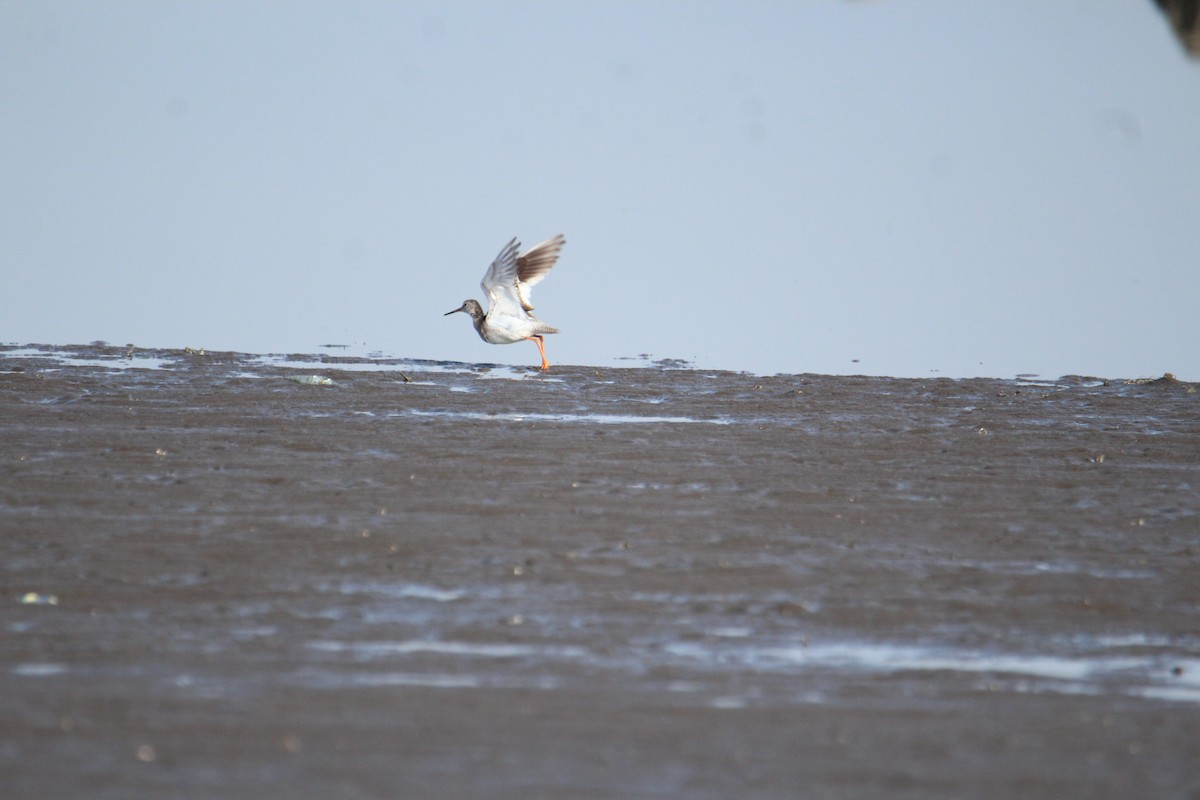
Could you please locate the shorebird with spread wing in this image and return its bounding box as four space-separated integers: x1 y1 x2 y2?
444 235 566 371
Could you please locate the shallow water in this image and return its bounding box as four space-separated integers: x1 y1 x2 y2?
2 343 1199 798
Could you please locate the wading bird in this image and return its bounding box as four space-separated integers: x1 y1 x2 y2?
444 235 566 371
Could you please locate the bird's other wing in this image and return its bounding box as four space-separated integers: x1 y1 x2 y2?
480 237 525 317
514 234 565 311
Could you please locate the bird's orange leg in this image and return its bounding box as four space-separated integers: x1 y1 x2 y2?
525 335 550 371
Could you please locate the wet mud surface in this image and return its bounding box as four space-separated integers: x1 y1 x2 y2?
2 343 1199 799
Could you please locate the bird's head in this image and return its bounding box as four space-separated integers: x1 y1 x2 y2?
444 299 484 320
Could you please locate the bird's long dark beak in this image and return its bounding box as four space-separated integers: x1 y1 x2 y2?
444 306 463 316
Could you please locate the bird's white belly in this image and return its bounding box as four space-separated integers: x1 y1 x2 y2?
481 313 538 344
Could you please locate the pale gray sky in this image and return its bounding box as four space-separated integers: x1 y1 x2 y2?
3 1 1198 378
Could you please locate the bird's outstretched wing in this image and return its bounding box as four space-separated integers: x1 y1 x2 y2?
480 237 524 317
514 235 566 311
480 234 566 315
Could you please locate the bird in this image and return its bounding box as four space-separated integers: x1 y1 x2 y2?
444 234 566 371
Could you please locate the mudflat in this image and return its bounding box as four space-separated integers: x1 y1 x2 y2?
2 344 1198 799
